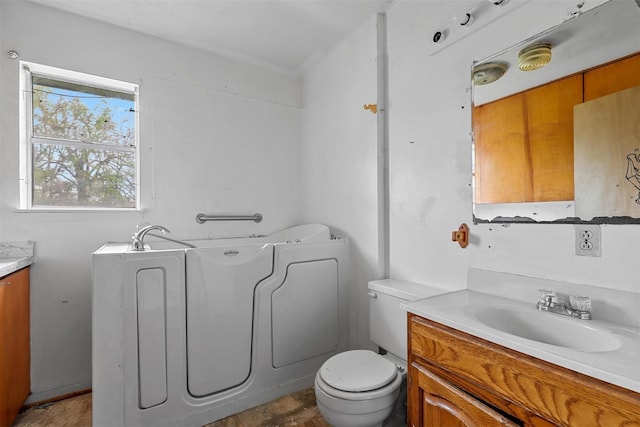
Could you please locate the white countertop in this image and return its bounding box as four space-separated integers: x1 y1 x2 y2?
0 256 34 278
0 241 35 278
404 287 640 393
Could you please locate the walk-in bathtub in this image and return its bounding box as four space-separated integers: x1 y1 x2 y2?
92 224 349 426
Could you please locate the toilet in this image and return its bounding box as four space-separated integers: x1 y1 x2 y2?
315 280 446 427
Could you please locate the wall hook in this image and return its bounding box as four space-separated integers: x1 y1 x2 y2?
451 223 469 248
363 104 377 114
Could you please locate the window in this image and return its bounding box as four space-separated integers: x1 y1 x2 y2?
20 62 139 209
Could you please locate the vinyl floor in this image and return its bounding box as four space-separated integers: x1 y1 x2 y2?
13 387 330 427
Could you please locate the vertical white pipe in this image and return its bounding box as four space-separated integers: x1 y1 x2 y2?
377 13 389 278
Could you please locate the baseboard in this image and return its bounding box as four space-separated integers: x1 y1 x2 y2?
24 383 92 407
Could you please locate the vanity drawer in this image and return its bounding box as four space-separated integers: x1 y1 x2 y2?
409 315 640 427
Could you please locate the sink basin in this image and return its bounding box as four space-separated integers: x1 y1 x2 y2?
405 288 640 392
474 307 621 352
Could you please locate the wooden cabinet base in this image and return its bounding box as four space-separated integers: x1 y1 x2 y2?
0 268 30 427
408 314 640 427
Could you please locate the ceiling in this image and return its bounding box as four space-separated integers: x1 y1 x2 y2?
26 0 394 74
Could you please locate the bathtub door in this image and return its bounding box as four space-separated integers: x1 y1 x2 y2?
271 258 340 368
185 244 274 397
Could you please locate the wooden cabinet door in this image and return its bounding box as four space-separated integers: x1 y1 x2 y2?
525 74 582 202
473 74 581 204
0 277 8 427
473 93 528 204
410 362 519 427
0 268 30 427
584 53 640 101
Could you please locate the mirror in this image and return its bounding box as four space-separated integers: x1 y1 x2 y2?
471 0 640 223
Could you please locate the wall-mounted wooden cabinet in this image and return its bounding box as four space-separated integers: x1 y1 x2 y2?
583 53 640 101
0 267 30 427
473 52 640 206
408 314 640 427
473 74 581 204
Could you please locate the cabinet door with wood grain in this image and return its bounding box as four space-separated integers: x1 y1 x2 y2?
410 362 519 427
473 74 581 204
0 268 30 427
584 52 640 101
473 93 528 204
525 74 582 202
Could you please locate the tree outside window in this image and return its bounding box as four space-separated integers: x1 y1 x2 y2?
24 65 138 209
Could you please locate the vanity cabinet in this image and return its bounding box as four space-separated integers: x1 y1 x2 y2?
0 267 30 427
408 314 640 427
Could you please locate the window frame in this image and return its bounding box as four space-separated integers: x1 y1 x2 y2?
19 61 140 211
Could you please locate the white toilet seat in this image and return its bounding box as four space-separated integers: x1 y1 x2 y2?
316 350 403 401
319 350 398 392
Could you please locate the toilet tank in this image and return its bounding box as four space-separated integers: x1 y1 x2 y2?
368 280 448 360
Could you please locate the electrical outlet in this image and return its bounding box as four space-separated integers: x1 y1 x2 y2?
575 225 601 257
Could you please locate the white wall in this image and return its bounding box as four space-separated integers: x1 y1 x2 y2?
301 0 640 347
386 0 640 291
0 1 302 401
301 15 380 350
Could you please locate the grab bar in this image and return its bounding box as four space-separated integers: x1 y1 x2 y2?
196 213 263 224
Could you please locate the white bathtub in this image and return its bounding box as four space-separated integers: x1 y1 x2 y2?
92 224 349 426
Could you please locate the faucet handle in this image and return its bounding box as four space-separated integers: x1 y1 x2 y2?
569 295 592 312
538 289 557 305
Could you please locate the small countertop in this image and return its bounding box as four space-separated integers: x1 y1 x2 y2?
0 257 34 278
403 269 640 393
0 241 34 278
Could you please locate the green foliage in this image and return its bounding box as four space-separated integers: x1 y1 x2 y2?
32 85 136 208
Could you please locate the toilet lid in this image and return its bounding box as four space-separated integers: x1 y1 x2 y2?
319 350 398 392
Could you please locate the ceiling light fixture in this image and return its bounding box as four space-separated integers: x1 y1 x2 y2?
431 0 511 46
455 13 474 26
518 42 552 71
473 62 508 85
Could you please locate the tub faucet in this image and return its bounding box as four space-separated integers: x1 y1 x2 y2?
131 225 170 251
536 289 592 320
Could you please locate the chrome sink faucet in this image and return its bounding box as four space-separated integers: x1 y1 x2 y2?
131 225 170 251
537 289 592 320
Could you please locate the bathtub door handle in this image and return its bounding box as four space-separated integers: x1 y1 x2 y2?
368 290 377 299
